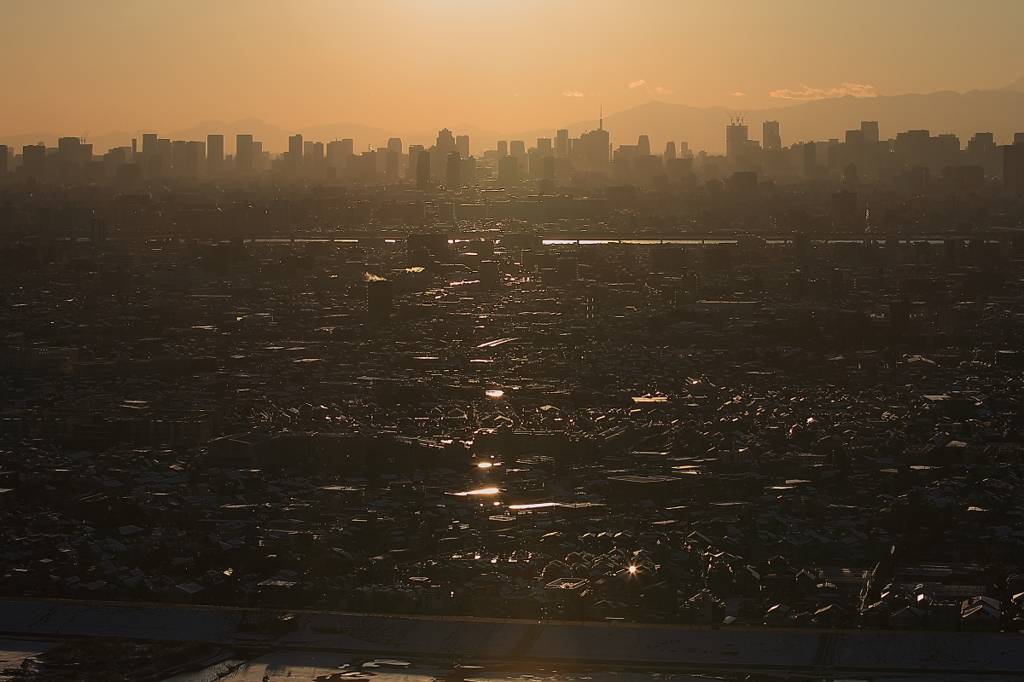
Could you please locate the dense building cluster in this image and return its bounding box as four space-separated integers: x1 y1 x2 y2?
3 114 1024 635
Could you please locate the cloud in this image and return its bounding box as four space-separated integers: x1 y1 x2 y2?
770 82 877 100
628 79 671 95
730 91 746 97
562 91 584 97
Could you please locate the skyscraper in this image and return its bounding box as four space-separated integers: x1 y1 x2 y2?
497 141 508 157
142 133 158 159
207 134 224 176
574 127 610 172
726 118 749 160
497 154 518 186
436 128 456 155
288 134 303 174
416 150 431 191
510 140 526 159
555 129 569 158
861 121 879 144
456 135 470 158
235 134 254 174
763 121 781 151
637 135 651 157
1004 144 1024 194
22 145 46 181
446 151 461 189
407 144 425 179
184 141 204 178
0 145 7 176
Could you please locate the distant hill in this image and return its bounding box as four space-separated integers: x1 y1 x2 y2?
542 87 1024 155
4 81 1024 157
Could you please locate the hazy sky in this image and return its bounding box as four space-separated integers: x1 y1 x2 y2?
4 0 1024 137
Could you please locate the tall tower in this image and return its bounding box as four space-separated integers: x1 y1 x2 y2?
555 129 569 158
207 134 224 176
861 121 880 144
288 134 303 175
726 112 748 160
763 121 781 151
446 151 461 189
637 135 651 157
235 134 254 174
416 150 431 191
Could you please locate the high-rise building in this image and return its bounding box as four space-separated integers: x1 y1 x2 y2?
235 134 254 174
57 137 83 182
861 121 879 144
142 133 158 159
327 139 354 171
456 135 470 158
407 144 425 179
388 138 402 155
803 142 817 178
537 138 553 156
207 135 224 176
446 151 461 189
726 121 748 160
288 134 303 174
437 128 456 155
497 155 518 186
1004 144 1024 194
574 127 610 172
416 150 431 191
172 140 187 177
664 142 676 160
763 121 781 151
184 141 204 178
497 141 508 157
555 129 569 158
0 145 7 176
22 145 46 181
637 135 651 157
510 140 526 159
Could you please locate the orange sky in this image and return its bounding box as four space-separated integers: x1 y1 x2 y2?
4 0 1024 140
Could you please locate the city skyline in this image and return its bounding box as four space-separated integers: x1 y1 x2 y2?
4 0 1024 140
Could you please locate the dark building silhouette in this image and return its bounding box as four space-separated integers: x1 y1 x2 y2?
288 134 303 175
235 134 254 175
498 155 518 187
1005 142 1024 195
446 151 461 189
555 129 569 158
207 135 224 176
416 150 431 191
726 119 748 161
861 121 880 144
763 121 781 151
22 144 46 181
184 141 204 178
